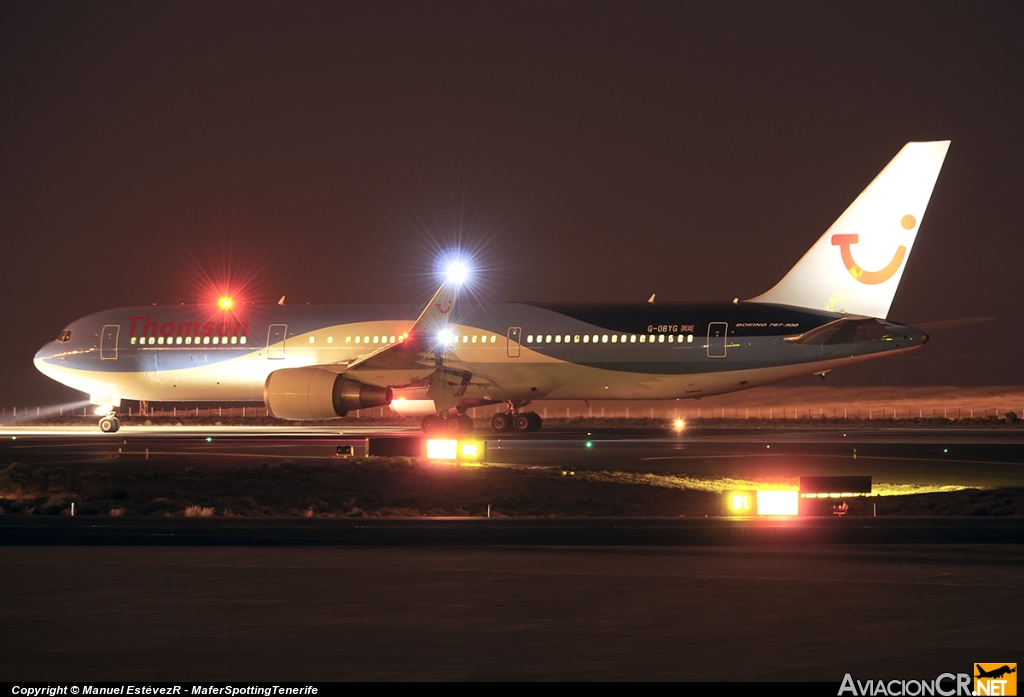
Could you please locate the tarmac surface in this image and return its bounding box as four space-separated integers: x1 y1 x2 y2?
2 515 1024 545
2 543 1020 681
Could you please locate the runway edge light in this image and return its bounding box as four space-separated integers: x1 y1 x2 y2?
426 439 486 463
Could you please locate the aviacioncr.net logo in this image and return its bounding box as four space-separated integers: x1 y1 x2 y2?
830 214 916 285
838 672 973 696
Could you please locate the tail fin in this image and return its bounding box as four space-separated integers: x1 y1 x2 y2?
750 141 950 319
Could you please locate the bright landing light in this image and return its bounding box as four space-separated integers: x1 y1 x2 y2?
446 261 469 284
756 490 799 516
218 296 234 310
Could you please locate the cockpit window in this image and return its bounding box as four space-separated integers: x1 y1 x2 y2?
56 330 72 343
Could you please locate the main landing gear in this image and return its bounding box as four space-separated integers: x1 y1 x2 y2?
421 413 474 436
490 411 541 433
98 414 121 433
418 409 543 435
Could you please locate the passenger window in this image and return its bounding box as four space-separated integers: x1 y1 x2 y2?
583 335 590 343
355 336 361 343
157 337 165 345
346 337 352 343
176 336 182 345
601 335 608 343
611 335 617 343
390 336 396 343
640 335 646 343
240 336 247 345
472 335 478 343
373 336 379 344
309 336 315 344
463 335 469 343
573 335 580 343
545 335 552 343
490 335 496 343
630 335 637 343
658 335 665 343
555 335 562 343
231 336 237 344
212 337 219 345
527 335 534 343
203 336 210 345
327 336 334 344
130 337 137 345
364 336 370 344
687 334 693 343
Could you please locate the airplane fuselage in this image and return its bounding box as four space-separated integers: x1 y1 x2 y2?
34 300 926 408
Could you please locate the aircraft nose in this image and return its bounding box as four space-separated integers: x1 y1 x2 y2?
34 341 56 366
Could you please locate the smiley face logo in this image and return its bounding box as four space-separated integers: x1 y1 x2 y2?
831 215 916 285
435 299 453 314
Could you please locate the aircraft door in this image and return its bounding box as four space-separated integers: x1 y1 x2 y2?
267 324 287 359
707 322 728 358
507 327 521 358
100 325 120 360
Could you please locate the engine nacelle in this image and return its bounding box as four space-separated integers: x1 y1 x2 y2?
264 368 392 420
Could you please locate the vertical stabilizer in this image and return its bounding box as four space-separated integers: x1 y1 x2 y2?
750 141 950 319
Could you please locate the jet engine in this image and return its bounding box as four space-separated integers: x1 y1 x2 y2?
264 367 392 420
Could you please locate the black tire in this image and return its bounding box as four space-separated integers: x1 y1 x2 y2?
99 416 118 433
456 414 473 434
526 412 542 432
421 415 443 434
444 416 463 435
491 413 512 432
513 414 532 432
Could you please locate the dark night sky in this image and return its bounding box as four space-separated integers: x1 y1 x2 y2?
2 1 1022 404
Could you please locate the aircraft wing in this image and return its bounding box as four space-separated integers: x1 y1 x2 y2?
339 278 462 385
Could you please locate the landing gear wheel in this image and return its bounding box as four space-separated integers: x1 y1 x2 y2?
513 413 533 432
421 414 443 434
526 412 542 432
456 414 474 434
99 416 120 434
491 413 513 432
444 416 464 435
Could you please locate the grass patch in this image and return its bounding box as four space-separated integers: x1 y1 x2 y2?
0 460 1019 518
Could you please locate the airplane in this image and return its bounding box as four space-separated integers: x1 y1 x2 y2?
976 666 1016 680
34 140 950 435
